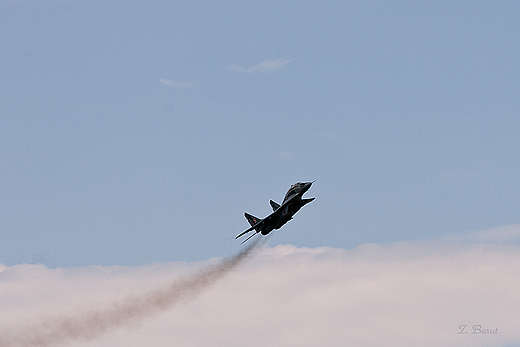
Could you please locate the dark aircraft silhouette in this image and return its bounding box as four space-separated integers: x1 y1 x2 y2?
235 181 315 243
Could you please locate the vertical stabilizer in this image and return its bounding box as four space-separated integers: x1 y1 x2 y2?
244 213 262 229
270 200 280 211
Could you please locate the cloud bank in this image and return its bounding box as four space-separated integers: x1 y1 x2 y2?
1 225 520 347
228 58 294 75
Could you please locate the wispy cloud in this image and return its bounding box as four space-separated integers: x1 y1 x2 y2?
2 224 520 346
158 78 194 88
228 58 294 75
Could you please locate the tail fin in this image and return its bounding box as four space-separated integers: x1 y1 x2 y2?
270 200 280 211
245 212 262 229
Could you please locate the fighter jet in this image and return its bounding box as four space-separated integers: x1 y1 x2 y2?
235 181 315 244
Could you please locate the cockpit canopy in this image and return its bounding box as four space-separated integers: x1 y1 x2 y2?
283 182 306 202
289 182 306 190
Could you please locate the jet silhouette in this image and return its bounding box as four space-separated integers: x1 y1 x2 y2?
235 181 315 243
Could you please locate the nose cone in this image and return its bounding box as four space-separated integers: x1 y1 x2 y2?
303 181 314 192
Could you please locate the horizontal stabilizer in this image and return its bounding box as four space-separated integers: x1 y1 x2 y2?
235 225 255 239
240 232 258 244
270 200 280 211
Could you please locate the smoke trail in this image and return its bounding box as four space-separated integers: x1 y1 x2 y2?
0 238 263 347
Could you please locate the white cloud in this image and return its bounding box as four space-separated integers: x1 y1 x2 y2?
1 225 520 347
228 58 294 75
158 78 193 88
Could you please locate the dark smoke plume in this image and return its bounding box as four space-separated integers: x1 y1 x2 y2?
0 238 262 347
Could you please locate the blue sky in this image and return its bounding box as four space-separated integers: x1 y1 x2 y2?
1 0 520 267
